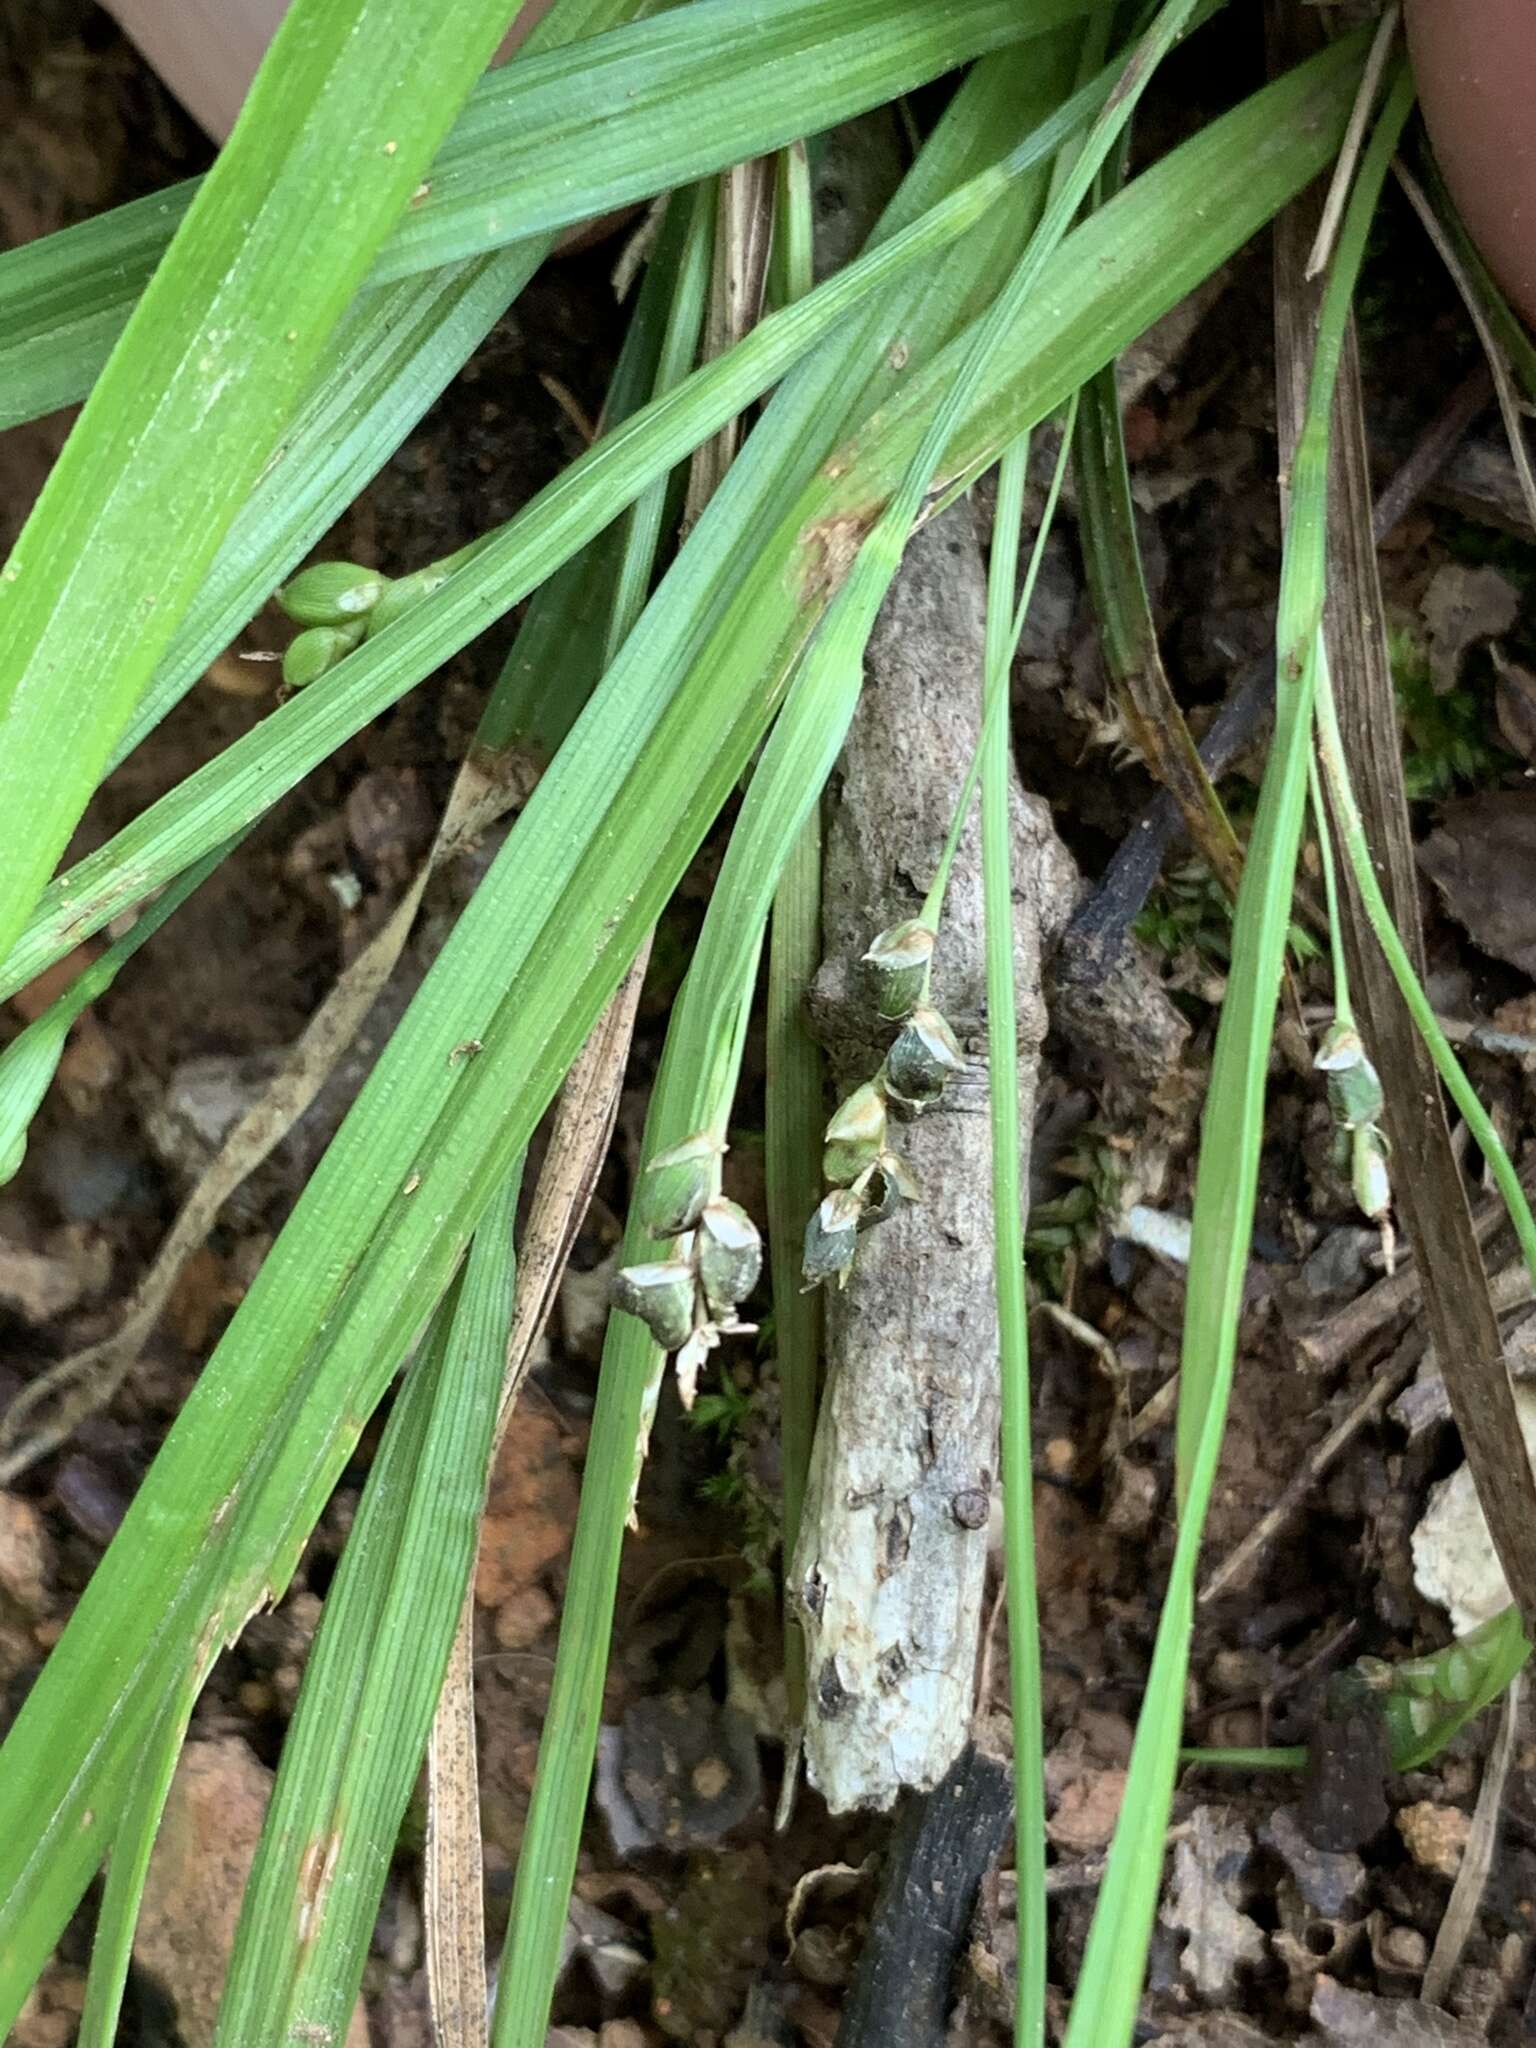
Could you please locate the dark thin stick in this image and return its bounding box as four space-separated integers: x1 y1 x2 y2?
1370 362 1493 543
837 1744 1014 2048
1057 370 1489 979
1055 654 1271 985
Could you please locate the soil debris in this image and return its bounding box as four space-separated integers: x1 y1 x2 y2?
1158 1807 1266 2002
1419 561 1520 695
603 1689 762 1850
1261 1805 1367 1920
650 1845 774 2041
474 1405 582 1612
136 1735 370 2046
0 1491 52 1615
1417 792 1536 979
1411 1384 1536 1631
1309 1973 1482 2044
1396 1800 1473 1881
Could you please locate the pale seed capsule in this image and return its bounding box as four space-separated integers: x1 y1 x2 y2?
884 1004 965 1108
862 918 934 1020
802 1186 864 1290
696 1198 763 1315
1313 1020 1365 1071
611 1260 697 1351
857 1148 922 1229
638 1130 724 1237
282 619 366 690
1351 1124 1392 1221
823 1081 888 1185
278 560 389 627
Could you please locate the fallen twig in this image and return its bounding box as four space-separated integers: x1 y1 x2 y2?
1297 1159 1536 1376
1371 363 1493 541
837 1742 1014 2048
1199 1336 1418 1605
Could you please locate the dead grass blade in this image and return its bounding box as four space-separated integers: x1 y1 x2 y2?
425 1614 488 2048
1074 364 1244 901
1272 0 1536 1630
683 156 777 527
1303 1 1401 278
1422 1672 1522 2006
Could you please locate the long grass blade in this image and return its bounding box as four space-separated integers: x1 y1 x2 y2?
75 1682 197 2048
1061 59 1412 2048
764 134 822 1778
0 0 1096 430
0 69 1118 1005
984 439 1044 2048
0 0 521 966
212 1166 521 2048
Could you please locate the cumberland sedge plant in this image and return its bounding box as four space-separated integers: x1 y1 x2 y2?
6 1 1531 2043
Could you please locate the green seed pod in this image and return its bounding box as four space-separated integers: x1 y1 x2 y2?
802 1187 864 1290
823 1081 888 1185
638 1130 723 1237
862 918 934 1021
611 1259 697 1351
696 1197 763 1315
282 620 366 690
1329 1060 1386 1133
1351 1123 1392 1221
278 560 389 627
1315 1022 1385 1131
367 564 451 635
884 1005 965 1108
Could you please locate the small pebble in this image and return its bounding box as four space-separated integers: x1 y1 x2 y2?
53 1455 127 1546
1378 1923 1429 1973
599 2024 648 2048
0 1494 52 1614
493 1583 556 1651
1396 1799 1471 1878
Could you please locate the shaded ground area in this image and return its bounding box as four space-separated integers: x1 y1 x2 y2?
6 7 1536 2046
